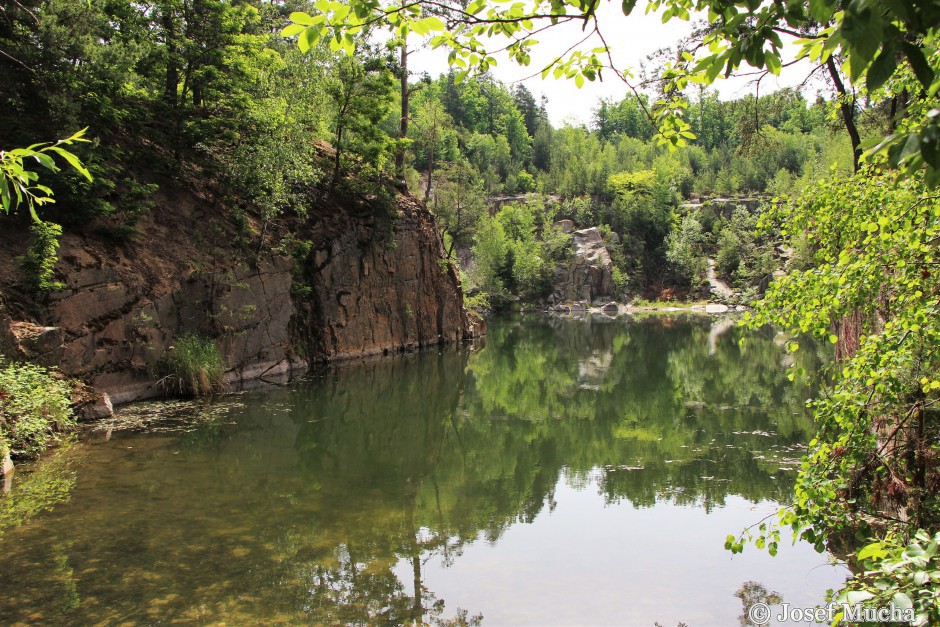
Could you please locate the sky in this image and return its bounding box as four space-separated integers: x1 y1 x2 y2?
409 1 826 127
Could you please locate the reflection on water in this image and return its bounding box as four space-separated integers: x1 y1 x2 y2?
0 315 847 625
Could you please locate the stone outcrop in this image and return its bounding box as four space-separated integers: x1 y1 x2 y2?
679 196 765 215
0 295 20 359
43 247 302 405
291 197 481 361
0 179 480 409
549 227 615 304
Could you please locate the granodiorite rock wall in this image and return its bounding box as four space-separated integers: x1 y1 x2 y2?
0 181 481 411
549 226 615 304
291 194 482 361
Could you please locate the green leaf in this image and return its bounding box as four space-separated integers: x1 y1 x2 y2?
856 542 887 561
30 152 57 171
0 174 11 213
288 11 315 26
901 42 934 90
299 27 320 53
892 592 913 611
765 53 781 76
808 0 835 22
421 16 446 31
866 46 896 93
45 147 91 181
281 23 306 37
840 7 881 79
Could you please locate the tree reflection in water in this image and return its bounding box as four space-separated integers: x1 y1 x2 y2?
0 315 830 624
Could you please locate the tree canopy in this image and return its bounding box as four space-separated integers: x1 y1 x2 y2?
285 0 939 182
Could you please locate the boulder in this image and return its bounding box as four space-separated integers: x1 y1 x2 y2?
78 391 114 420
9 323 63 360
553 219 576 234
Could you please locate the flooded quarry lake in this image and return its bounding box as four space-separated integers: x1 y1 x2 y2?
0 315 849 625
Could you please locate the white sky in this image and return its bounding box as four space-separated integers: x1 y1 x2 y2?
409 0 826 127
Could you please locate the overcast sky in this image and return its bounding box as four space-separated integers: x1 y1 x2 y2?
409 1 826 127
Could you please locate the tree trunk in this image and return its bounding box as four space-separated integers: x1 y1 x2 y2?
826 57 861 172
424 140 435 203
395 25 409 184
162 6 179 107
332 92 351 192
332 126 343 191
2 443 14 494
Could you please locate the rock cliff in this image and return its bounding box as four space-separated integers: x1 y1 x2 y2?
0 180 481 409
548 226 615 305
291 196 481 361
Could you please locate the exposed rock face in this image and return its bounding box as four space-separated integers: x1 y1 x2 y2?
554 219 575 234
0 295 20 359
45 247 303 405
0 183 479 408
549 227 615 304
291 197 480 361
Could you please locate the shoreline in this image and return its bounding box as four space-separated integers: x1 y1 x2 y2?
541 301 748 317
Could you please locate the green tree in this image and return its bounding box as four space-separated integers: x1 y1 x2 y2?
324 48 395 190
284 0 940 184
726 166 940 620
469 213 510 307
664 213 706 287
412 95 454 202
594 95 653 143
432 159 487 258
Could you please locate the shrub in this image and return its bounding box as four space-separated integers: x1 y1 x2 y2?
164 335 226 397
715 228 741 279
541 223 573 262
0 358 75 459
516 170 536 193
19 221 65 293
837 529 940 626
664 213 707 286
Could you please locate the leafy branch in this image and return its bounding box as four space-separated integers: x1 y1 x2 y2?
0 128 93 222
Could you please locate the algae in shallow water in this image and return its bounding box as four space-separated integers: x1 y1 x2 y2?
91 398 245 434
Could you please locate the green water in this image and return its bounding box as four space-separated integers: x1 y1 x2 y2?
0 315 848 625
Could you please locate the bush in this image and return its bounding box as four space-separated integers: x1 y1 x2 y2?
837 529 940 626
164 335 226 397
515 170 536 193
541 223 573 262
19 221 65 294
715 227 741 279
0 358 75 459
665 213 707 286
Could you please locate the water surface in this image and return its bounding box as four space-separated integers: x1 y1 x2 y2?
0 315 848 625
